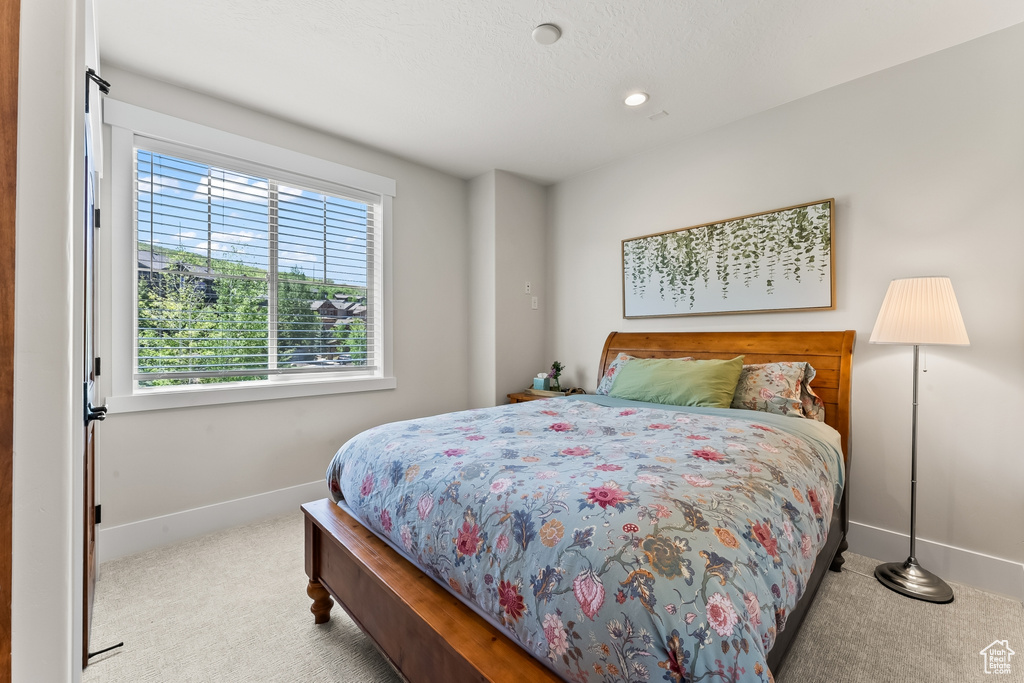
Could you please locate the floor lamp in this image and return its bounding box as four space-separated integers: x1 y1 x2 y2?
869 276 969 604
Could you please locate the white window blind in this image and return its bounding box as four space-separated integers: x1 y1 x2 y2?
134 144 380 386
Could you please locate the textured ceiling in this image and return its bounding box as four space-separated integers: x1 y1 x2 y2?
97 0 1024 184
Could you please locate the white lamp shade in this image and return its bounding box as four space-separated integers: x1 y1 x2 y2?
870 277 969 345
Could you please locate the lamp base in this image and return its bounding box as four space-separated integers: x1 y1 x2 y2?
874 558 954 604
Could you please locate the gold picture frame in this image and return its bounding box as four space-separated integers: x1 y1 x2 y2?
621 199 835 318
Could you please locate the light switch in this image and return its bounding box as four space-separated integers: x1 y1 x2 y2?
531 296 538 310
525 281 532 294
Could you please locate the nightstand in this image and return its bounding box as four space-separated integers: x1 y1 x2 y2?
507 392 548 404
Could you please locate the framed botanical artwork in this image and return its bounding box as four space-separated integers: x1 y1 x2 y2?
622 199 834 318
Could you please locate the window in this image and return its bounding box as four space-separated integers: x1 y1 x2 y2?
135 146 376 386
104 100 395 410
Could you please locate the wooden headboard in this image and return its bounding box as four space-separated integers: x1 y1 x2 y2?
598 331 855 463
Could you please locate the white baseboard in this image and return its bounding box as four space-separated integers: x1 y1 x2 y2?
848 521 1024 601
98 480 327 564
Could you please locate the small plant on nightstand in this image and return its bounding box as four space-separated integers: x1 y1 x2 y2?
548 361 564 392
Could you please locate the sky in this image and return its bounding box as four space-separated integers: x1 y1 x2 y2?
136 149 371 288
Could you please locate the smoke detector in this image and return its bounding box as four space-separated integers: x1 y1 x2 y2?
532 24 561 45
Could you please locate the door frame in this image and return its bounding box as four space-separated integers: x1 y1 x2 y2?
0 0 20 680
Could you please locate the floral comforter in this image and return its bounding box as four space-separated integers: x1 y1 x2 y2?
326 395 844 683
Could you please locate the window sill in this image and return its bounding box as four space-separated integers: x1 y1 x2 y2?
105 375 397 414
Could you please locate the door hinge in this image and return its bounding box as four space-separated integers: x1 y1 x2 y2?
85 67 111 115
94 357 101 377
95 504 102 525
94 207 101 228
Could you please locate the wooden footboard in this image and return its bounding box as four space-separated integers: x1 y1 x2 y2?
302 498 561 683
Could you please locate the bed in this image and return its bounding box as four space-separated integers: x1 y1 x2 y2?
303 330 854 682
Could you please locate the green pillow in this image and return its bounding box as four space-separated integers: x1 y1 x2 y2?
608 356 744 408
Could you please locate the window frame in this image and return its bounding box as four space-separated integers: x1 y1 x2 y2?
103 100 396 413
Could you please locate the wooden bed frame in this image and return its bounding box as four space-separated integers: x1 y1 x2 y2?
303 330 855 682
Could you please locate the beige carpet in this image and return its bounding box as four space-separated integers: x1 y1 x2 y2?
85 512 1023 683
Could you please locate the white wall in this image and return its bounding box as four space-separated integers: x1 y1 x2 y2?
468 170 548 407
548 24 1024 591
468 171 497 408
494 171 548 400
13 0 86 679
96 67 471 527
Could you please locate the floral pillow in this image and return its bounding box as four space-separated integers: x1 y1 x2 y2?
596 353 633 395
595 353 695 395
730 361 825 421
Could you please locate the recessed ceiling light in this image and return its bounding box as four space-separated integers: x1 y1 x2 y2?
624 92 649 107
532 24 561 45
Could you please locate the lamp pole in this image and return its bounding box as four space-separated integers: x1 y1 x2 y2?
909 344 918 563
873 343 954 603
